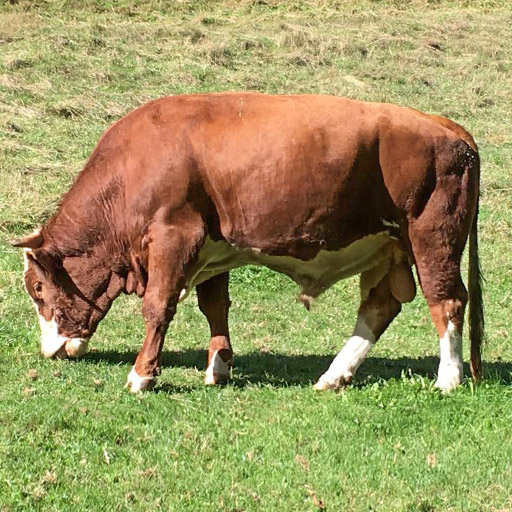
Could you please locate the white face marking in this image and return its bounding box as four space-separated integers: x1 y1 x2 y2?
24 251 88 358
36 315 88 359
38 317 69 358
435 320 463 392
314 316 376 390
204 350 231 385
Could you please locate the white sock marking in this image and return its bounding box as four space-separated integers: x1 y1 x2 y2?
124 366 155 393
315 316 376 390
204 350 230 385
435 320 463 392
38 317 67 358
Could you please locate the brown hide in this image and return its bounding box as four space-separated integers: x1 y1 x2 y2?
14 92 482 385
45 93 479 261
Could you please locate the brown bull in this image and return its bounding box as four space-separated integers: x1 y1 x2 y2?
12 92 483 392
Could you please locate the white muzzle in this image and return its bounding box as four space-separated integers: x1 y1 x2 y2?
39 317 89 359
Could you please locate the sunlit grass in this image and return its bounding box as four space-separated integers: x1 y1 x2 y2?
1 1 511 510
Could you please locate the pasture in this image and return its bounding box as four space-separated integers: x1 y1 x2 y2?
1 0 512 510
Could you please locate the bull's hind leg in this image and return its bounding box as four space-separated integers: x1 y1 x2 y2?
315 264 403 390
414 254 468 392
408 158 475 392
430 295 466 392
197 272 233 385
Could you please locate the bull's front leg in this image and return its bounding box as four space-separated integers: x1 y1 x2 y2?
125 221 204 392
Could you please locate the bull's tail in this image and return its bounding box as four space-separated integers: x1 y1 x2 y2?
468 153 484 381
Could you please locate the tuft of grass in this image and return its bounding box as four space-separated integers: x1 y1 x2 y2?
1 1 512 510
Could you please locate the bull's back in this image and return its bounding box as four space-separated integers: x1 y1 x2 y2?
181 94 393 254
182 94 468 252
112 93 474 254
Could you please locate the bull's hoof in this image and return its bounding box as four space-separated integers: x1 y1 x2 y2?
313 372 352 391
124 367 156 393
204 372 230 386
52 345 68 360
204 350 231 386
434 363 463 393
434 373 462 393
434 379 460 393
65 338 89 358
313 378 339 391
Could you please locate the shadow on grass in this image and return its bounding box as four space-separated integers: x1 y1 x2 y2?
83 349 512 387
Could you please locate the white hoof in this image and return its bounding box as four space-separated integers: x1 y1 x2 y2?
124 367 155 393
314 378 338 391
65 338 89 358
434 368 462 393
204 350 230 386
314 371 353 391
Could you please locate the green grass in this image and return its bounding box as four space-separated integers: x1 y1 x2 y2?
1 1 512 510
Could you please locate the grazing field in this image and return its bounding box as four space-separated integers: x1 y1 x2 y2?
1 1 512 510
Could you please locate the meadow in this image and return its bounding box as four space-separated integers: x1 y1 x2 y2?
1 1 512 510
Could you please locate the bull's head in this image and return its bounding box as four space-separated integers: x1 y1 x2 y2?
12 230 121 359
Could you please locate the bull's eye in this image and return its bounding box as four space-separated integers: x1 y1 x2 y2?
33 282 43 298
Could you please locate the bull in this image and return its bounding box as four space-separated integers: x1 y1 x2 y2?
12 92 483 392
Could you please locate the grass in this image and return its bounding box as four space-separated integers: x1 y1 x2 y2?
1 0 512 510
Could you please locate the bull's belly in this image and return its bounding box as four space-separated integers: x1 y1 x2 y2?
182 233 396 300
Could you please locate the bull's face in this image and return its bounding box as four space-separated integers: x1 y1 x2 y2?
13 230 115 359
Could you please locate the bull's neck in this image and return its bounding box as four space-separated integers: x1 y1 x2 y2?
45 165 127 268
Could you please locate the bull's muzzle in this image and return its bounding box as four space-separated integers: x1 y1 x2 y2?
39 317 89 359
42 337 89 359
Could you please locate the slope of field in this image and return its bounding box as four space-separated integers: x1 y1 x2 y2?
1 1 511 510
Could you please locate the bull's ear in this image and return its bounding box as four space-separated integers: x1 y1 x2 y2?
11 230 44 249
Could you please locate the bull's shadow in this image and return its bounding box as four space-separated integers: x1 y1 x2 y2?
82 349 512 387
